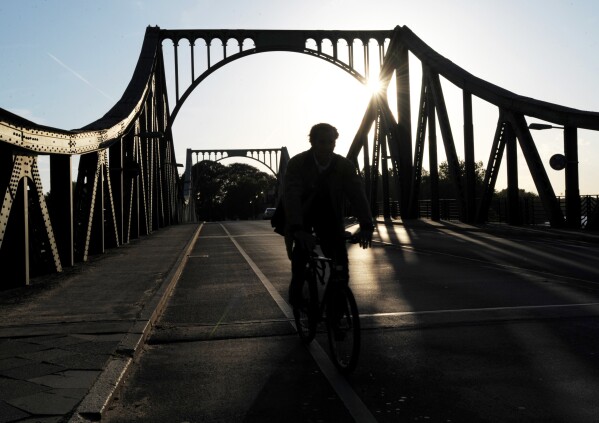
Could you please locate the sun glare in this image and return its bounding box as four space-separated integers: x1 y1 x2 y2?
366 77 384 96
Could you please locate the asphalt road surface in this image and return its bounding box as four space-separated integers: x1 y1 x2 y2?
103 220 599 422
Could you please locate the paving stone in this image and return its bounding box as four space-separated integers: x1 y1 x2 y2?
18 348 71 362
0 377 50 400
0 340 49 360
0 357 31 371
72 333 125 342
44 352 109 370
63 341 120 356
0 400 30 423
29 370 100 389
0 362 65 380
21 335 87 348
6 388 86 415
16 335 67 345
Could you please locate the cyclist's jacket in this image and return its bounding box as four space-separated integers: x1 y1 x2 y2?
283 149 373 236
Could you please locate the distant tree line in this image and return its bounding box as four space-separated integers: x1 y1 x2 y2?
419 160 486 199
192 161 277 221
372 159 538 201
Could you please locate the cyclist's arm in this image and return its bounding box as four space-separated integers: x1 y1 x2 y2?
293 228 317 251
356 226 373 249
342 160 374 248
283 154 307 232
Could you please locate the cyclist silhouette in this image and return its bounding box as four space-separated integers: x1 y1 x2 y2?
283 123 374 305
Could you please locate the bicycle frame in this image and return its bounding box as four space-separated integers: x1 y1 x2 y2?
292 241 362 373
307 253 350 322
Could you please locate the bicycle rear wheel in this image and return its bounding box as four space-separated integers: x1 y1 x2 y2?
293 276 318 343
325 285 360 373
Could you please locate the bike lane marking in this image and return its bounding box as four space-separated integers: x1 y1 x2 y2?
220 223 378 423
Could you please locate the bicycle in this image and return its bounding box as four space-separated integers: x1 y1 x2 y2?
292 236 361 374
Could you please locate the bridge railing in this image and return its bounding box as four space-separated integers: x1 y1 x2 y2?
411 195 599 229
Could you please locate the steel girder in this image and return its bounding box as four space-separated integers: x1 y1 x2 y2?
0 153 62 284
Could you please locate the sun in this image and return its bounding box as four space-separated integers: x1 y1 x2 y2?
366 77 384 96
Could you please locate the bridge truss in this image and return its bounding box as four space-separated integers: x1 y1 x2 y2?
1 25 598 286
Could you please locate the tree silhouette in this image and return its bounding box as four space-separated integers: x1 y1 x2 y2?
192 161 227 221
192 161 276 221
419 160 486 199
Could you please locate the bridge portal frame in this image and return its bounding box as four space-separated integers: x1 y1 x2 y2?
182 147 290 222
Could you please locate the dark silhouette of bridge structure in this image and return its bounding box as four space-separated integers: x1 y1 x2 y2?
1 25 599 286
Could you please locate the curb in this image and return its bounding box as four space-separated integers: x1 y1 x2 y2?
68 223 203 422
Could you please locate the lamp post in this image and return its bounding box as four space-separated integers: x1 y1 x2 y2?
528 123 563 130
529 123 581 229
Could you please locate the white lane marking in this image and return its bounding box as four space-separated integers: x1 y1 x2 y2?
219 225 294 319
220 224 378 423
160 302 599 329
361 302 599 318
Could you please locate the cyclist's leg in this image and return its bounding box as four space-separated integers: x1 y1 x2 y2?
318 232 349 323
318 232 349 285
289 243 309 306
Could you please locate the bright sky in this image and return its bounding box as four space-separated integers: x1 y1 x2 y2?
2 0 599 196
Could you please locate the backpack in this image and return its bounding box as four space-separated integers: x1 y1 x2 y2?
270 197 286 236
270 154 339 236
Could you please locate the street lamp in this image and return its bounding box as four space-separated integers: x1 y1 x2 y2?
528 123 564 131
529 122 580 229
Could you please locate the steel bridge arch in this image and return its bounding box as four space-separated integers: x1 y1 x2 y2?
213 155 276 177
188 148 285 178
167 48 366 129
158 29 393 129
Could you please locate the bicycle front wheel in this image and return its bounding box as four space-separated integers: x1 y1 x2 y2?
325 285 360 373
293 277 318 344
